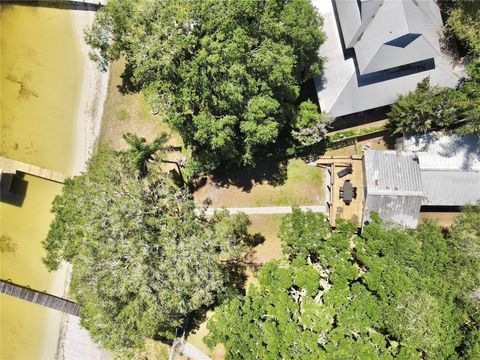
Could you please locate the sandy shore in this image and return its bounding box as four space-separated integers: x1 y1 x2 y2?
55 8 111 360
70 8 109 176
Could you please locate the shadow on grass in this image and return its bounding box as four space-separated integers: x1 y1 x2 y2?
195 159 289 193
117 63 142 94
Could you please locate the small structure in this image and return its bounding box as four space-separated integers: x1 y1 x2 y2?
312 0 463 118
363 150 424 228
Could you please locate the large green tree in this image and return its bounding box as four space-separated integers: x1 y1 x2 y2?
446 0 480 55
387 70 480 135
206 207 480 359
85 0 325 173
42 139 251 351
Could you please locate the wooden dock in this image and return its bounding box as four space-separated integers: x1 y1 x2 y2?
0 156 67 184
0 279 80 316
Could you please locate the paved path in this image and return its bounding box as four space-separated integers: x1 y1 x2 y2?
203 205 327 216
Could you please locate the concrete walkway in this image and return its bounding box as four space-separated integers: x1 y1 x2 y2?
203 205 327 216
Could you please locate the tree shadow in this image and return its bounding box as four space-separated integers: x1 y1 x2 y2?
200 159 289 193
184 230 267 337
244 233 265 247
117 63 141 95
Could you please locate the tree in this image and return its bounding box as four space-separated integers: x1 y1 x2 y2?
456 59 480 134
387 75 479 135
206 207 480 359
387 77 468 135
446 0 480 55
42 143 251 351
122 132 173 177
291 100 331 147
85 0 325 172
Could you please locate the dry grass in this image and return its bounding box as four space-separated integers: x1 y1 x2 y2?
186 313 225 360
327 119 387 135
248 214 284 264
99 60 182 152
419 211 460 227
193 159 324 207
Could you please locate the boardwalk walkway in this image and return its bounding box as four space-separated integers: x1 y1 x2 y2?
203 205 327 216
2 0 106 11
0 156 67 183
0 279 80 316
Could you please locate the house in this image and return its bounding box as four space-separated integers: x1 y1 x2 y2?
312 0 464 118
363 132 480 227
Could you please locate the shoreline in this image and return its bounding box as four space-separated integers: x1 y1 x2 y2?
70 9 109 176
55 8 111 360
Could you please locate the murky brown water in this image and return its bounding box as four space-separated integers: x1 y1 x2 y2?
1 4 83 359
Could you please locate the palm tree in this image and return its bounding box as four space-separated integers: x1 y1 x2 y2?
123 132 185 183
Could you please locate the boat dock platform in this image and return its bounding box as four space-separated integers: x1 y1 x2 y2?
0 156 67 184
0 279 80 316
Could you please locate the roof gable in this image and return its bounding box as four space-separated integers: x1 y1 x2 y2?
335 0 443 75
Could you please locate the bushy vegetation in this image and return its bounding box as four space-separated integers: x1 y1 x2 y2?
206 207 480 359
446 0 480 55
387 61 480 135
86 0 325 174
42 136 252 351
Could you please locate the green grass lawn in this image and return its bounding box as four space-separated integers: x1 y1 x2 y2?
193 158 324 207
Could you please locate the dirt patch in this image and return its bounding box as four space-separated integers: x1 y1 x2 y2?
419 211 460 227
248 214 284 264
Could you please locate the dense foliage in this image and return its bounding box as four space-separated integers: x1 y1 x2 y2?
387 62 480 135
86 0 325 173
206 207 480 359
42 138 251 351
446 0 480 55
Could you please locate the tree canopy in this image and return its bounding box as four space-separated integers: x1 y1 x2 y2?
446 0 480 55
387 70 480 135
206 207 480 359
42 137 251 351
85 0 325 173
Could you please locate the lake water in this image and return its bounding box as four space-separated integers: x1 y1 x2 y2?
1 4 83 359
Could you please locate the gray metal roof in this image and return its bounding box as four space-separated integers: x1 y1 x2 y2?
313 0 464 118
335 0 442 75
365 193 422 228
364 150 424 195
421 171 480 206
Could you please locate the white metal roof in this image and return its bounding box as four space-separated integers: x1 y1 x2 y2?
335 0 442 75
421 170 480 206
402 132 480 171
364 150 424 195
